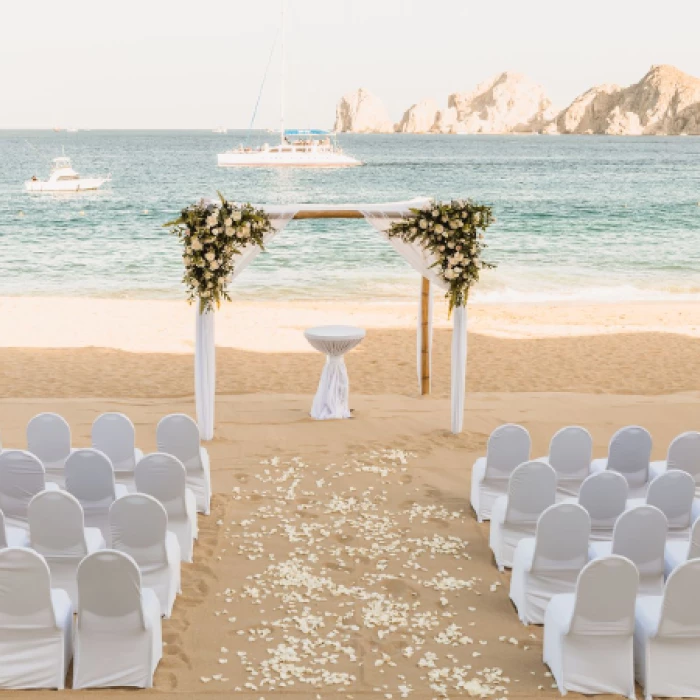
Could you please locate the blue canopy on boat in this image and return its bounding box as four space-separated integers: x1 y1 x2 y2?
284 129 332 136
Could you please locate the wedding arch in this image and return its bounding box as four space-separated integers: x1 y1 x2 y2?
167 197 495 440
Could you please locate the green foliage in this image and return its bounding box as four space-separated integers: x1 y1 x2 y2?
165 193 273 313
387 199 496 314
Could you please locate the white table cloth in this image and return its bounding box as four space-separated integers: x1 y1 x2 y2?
304 325 365 420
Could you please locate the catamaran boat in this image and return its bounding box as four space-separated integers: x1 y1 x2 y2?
218 129 361 167
217 1 361 168
25 156 110 192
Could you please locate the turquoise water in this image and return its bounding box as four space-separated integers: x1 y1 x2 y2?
1 130 699 302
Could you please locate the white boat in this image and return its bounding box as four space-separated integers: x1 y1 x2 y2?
213 127 228 134
25 156 110 192
217 2 361 168
218 130 361 167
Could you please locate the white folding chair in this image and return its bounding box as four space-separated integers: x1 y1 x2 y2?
544 555 638 699
538 426 592 498
110 494 181 617
589 505 667 594
510 503 591 625
65 448 129 541
135 453 198 562
575 471 629 541
73 550 162 689
489 461 557 571
650 431 700 495
634 559 700 700
26 413 72 487
28 490 105 606
628 470 695 540
157 414 211 515
0 508 29 548
91 413 143 489
0 548 73 689
470 424 531 522
0 450 59 530
664 516 700 577
590 425 652 497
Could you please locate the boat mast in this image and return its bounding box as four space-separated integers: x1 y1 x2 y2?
280 0 285 145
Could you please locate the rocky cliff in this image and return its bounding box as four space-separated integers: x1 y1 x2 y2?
444 72 556 134
333 88 394 134
395 99 440 133
554 65 700 135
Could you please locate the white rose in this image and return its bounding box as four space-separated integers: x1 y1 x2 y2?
431 209 439 217
454 267 462 274
210 260 220 270
419 219 427 229
201 290 210 298
204 271 212 279
232 211 242 222
444 269 456 280
206 215 218 227
225 218 233 226
410 227 417 234
435 225 444 234
447 242 455 248
191 238 203 251
205 251 215 262
183 256 191 266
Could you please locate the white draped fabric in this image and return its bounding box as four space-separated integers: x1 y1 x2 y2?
194 208 298 439
193 198 471 437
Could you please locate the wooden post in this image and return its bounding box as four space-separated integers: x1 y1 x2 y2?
420 277 430 395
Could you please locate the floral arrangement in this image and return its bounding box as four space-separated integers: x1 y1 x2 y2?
386 199 495 312
165 193 273 312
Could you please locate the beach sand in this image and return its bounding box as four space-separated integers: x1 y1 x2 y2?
1 296 699 699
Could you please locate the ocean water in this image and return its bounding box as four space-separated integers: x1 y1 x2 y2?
1 130 699 303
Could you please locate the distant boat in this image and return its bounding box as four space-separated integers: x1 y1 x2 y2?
25 156 110 192
67 128 79 133
217 1 361 168
213 127 228 134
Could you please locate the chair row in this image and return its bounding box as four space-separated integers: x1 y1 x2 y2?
0 450 198 562
543 555 700 699
0 490 181 618
0 412 211 514
471 424 700 521
509 502 700 626
0 547 161 689
488 461 699 570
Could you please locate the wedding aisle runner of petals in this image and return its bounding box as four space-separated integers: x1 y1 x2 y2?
190 450 554 699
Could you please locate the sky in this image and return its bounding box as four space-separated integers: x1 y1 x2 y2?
1 0 699 129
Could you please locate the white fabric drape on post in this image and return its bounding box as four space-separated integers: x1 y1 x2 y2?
361 200 468 434
194 208 299 439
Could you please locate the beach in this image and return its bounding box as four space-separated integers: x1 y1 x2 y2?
0 296 698 698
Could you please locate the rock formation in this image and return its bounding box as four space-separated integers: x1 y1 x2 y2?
333 88 394 133
444 72 556 134
395 99 440 133
554 65 700 135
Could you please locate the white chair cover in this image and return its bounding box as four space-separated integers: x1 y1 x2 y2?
510 503 591 625
589 505 667 594
0 548 73 689
91 413 143 486
470 424 531 522
634 559 700 700
0 508 29 548
540 426 592 497
664 516 700 577
489 461 556 570
590 425 652 497
156 414 211 515
650 431 700 495
65 448 128 540
0 450 56 530
28 491 105 606
634 470 695 539
576 471 628 541
73 550 162 689
110 494 181 618
135 453 198 563
26 413 72 486
544 555 638 699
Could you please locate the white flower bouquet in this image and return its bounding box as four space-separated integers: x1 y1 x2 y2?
387 199 495 312
165 193 273 312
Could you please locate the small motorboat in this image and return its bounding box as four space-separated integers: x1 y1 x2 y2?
25 156 110 192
